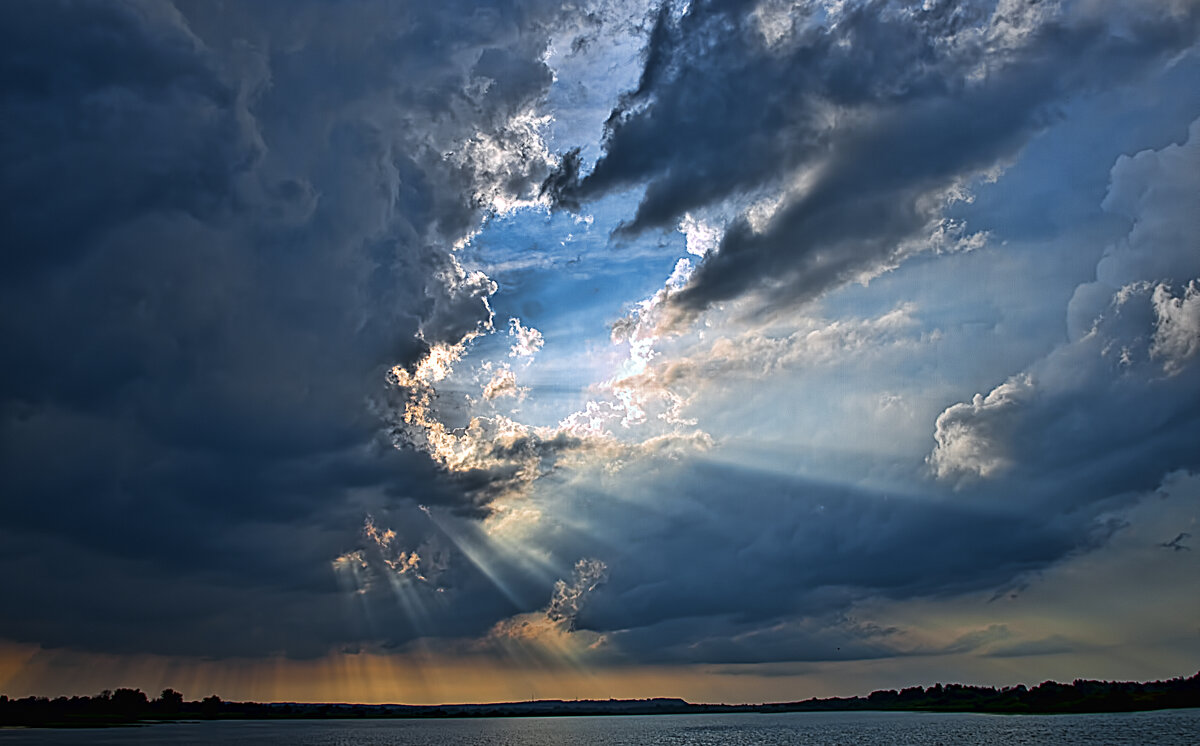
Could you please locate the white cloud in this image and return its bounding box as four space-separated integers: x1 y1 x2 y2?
1151 280 1200 376
508 317 545 358
481 365 527 401
928 374 1033 482
1069 116 1200 337
678 213 721 257
386 328 711 506
449 108 557 217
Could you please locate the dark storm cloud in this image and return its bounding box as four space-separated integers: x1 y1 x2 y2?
546 0 1200 319
0 0 567 657
517 460 1108 665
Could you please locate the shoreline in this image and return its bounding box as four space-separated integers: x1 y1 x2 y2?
5 670 1200 728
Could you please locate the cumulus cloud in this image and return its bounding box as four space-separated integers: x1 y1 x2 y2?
546 0 1200 324
1150 280 1200 375
507 317 546 358
485 558 609 649
385 343 712 511
929 374 1033 482
386 351 571 511
678 213 721 257
481 365 526 401
1068 116 1200 341
929 117 1200 499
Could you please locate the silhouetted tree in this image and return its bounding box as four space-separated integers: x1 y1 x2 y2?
156 688 183 713
200 694 222 719
110 688 148 716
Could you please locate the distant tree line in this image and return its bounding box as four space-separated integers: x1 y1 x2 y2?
0 688 223 727
768 671 1200 714
3 671 1199 726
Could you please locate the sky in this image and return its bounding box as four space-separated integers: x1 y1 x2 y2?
1 0 1199 705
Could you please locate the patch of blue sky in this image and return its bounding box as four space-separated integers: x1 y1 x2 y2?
454 191 691 427
446 11 670 429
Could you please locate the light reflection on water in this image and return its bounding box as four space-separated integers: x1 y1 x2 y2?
1 709 1198 745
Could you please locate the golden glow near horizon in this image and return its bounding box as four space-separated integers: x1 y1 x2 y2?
5 484 1197 706
6 475 1196 706
3 642 1196 707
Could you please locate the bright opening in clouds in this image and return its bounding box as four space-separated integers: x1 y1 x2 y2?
1 0 1198 704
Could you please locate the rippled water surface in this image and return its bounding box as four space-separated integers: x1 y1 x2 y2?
2 709 1198 745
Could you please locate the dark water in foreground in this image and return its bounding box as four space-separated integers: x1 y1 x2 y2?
2 709 1198 745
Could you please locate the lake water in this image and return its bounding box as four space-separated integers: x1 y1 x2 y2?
2 709 1198 745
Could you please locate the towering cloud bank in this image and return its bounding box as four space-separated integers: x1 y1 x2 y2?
930 118 1200 499
0 0 568 656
